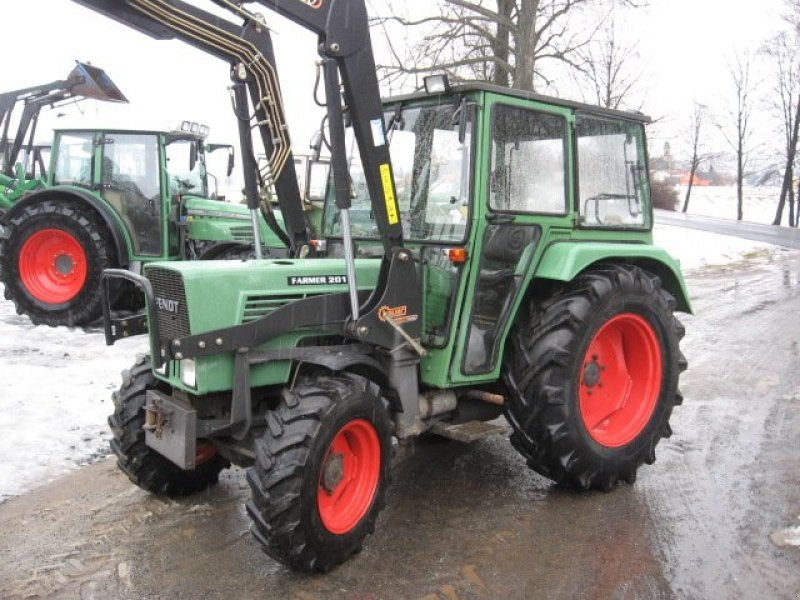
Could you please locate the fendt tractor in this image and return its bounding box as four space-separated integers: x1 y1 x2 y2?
74 0 690 573
0 67 290 326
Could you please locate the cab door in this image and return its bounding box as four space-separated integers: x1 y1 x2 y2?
456 98 574 379
100 132 164 257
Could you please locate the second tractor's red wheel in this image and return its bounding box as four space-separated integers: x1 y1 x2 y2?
18 228 88 304
578 313 662 448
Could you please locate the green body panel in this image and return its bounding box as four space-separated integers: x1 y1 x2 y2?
183 196 283 247
534 241 692 313
0 173 46 209
149 258 382 394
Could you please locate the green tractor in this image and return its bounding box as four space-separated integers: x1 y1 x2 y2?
0 124 287 326
78 0 689 574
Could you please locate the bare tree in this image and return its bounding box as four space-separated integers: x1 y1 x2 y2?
767 10 800 226
370 0 644 94
718 53 753 221
574 10 646 110
683 103 709 213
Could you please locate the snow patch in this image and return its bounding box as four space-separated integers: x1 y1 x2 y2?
770 523 800 548
0 285 147 503
654 224 776 271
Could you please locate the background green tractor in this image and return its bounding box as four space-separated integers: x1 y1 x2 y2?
0 126 285 327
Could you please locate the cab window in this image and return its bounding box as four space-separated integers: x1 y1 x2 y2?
489 105 567 214
576 115 649 228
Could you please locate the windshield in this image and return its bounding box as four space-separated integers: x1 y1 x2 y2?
322 103 472 243
53 132 94 186
165 139 208 197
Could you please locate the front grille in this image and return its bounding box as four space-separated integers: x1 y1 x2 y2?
242 294 305 323
230 225 255 242
148 267 191 342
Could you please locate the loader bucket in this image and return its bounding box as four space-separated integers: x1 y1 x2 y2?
67 62 128 104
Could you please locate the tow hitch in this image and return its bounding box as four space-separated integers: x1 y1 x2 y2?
143 391 198 470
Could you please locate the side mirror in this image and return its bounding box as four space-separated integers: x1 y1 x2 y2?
305 160 330 203
189 143 198 171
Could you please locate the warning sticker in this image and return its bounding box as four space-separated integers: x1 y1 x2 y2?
379 163 399 225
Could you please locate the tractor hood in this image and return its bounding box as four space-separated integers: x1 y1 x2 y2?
182 197 286 247
144 257 382 339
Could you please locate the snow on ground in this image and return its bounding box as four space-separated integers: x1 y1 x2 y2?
678 185 787 226
653 224 780 272
0 219 790 503
0 293 146 502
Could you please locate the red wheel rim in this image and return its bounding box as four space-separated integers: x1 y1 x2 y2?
195 441 217 467
317 419 381 535
578 313 662 448
18 229 87 304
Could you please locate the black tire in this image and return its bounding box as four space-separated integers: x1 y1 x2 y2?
108 354 229 496
503 264 687 491
0 199 114 326
246 372 392 573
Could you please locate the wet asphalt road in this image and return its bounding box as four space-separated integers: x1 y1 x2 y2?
1 253 799 599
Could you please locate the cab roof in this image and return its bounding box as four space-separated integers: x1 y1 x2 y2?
383 82 651 124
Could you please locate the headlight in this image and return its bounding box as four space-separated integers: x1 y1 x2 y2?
180 359 196 388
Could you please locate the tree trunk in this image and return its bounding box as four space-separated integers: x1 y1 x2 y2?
514 0 541 91
796 176 800 227
492 0 514 87
737 142 744 221
773 94 800 226
683 159 698 213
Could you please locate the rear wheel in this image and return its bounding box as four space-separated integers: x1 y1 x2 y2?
0 199 114 326
108 355 229 496
503 264 686 491
246 372 392 572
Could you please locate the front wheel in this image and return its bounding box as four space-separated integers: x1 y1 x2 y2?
108 355 229 496
246 372 392 572
504 264 687 491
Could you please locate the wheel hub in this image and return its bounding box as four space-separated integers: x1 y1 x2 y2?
54 254 75 276
582 360 602 388
322 452 345 493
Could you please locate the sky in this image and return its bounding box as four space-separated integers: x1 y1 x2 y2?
1 0 791 167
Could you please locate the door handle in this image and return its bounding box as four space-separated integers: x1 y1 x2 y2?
485 212 515 224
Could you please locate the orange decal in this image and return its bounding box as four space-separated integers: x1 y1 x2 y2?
378 305 418 325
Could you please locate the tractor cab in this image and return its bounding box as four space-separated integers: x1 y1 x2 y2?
319 83 672 381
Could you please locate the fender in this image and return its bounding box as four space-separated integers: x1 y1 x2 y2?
2 186 130 267
534 241 693 313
